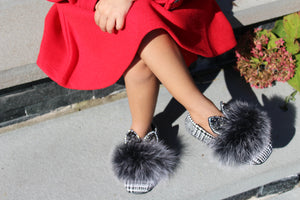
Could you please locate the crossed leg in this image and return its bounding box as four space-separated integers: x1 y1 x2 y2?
124 30 222 138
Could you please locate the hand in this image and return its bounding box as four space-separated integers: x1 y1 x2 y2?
94 0 134 33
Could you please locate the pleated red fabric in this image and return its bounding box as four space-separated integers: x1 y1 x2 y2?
37 0 236 90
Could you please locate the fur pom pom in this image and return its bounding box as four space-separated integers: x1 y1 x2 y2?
211 100 272 166
112 140 179 184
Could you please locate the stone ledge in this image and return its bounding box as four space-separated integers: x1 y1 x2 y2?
0 0 51 89
0 64 47 90
0 79 125 128
224 174 300 199
230 0 300 28
1 0 300 90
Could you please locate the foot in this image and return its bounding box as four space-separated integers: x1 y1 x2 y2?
128 125 153 139
112 125 178 194
185 100 273 166
188 112 222 138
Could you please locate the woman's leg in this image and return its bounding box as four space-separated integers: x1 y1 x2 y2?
114 55 178 194
123 55 160 138
138 30 221 137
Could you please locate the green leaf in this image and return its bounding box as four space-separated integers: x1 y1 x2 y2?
258 29 278 39
268 38 278 49
251 57 260 63
288 54 300 92
272 19 287 38
258 29 278 50
286 39 300 55
282 90 298 111
272 13 300 55
283 13 300 39
285 90 298 104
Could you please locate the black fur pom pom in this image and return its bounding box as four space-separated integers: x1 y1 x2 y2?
211 100 272 166
112 140 179 184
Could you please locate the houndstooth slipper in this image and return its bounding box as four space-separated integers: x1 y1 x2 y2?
185 100 272 166
112 125 179 194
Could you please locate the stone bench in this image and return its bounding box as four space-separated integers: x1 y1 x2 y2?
1 0 300 90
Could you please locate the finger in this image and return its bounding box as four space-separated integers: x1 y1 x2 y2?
106 18 116 34
94 10 101 26
99 15 107 32
115 15 125 31
94 1 102 26
95 1 100 10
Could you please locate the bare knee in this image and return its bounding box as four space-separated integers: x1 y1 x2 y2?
124 58 156 84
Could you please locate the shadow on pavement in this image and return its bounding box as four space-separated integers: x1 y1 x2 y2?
153 58 222 161
153 57 296 163
224 67 296 148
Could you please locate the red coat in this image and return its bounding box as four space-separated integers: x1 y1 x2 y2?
37 0 236 90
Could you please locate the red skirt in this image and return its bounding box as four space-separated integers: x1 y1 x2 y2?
37 0 236 90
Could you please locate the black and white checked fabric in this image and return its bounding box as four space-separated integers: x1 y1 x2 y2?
250 143 273 165
122 126 159 194
185 113 272 165
185 114 215 145
125 180 155 194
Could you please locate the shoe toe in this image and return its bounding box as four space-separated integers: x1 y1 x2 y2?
250 142 273 165
125 180 155 194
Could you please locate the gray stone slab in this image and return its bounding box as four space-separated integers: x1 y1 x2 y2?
0 64 47 90
271 187 300 200
0 69 299 200
231 0 300 28
0 0 51 71
0 0 51 89
257 175 300 197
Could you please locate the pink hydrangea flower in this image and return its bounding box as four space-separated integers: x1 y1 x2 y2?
235 29 296 88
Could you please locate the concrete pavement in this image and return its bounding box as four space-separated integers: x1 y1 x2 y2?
0 68 299 200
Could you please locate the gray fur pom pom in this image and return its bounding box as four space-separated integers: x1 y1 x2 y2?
112 140 179 185
210 100 272 166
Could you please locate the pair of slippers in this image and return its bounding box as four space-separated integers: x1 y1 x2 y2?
112 100 273 194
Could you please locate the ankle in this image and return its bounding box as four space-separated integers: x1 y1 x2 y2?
130 125 152 139
189 112 223 138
